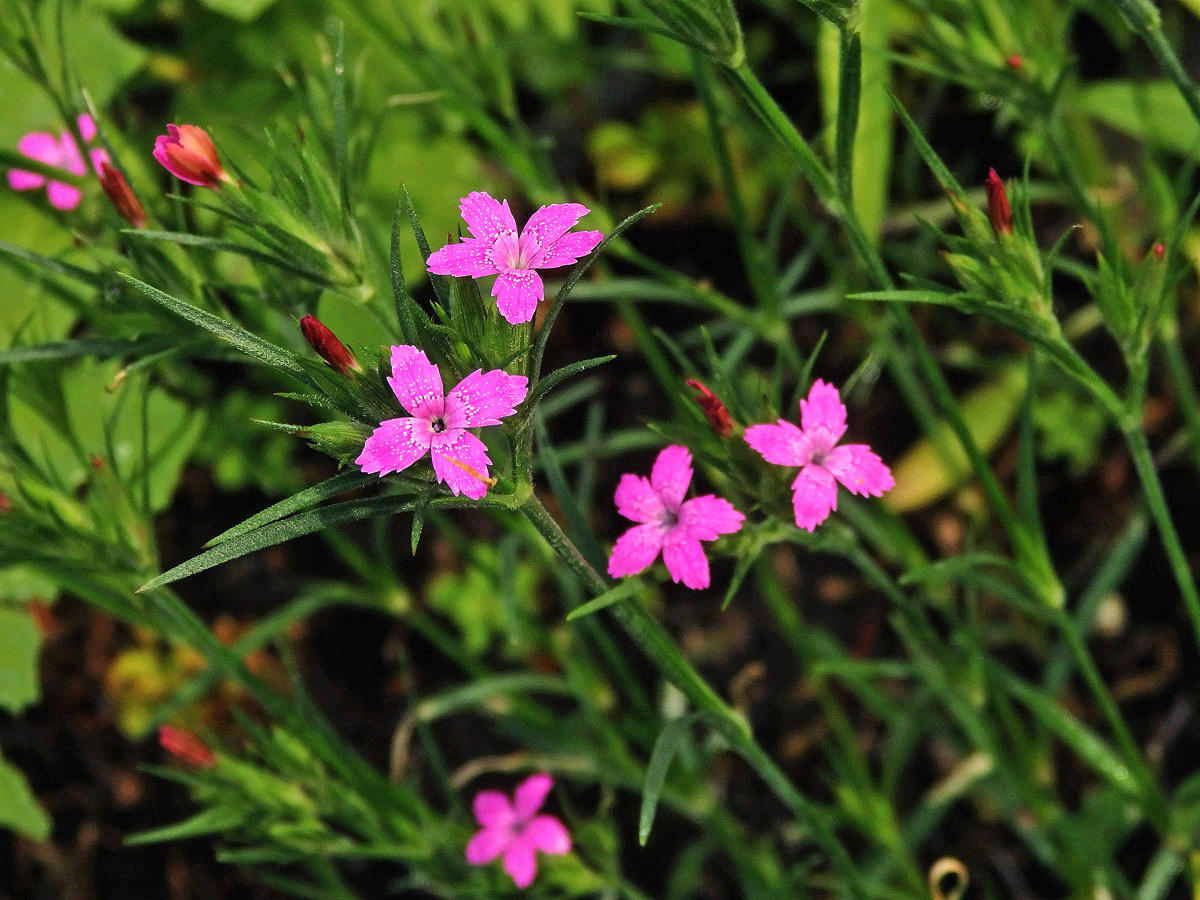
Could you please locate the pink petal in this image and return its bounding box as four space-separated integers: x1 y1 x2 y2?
459 191 517 243
386 345 445 420
89 147 110 174
429 429 492 499
517 203 588 265
822 445 894 497
744 420 812 467
607 524 666 578
677 495 744 541
650 444 693 511
7 170 46 191
522 815 571 855
465 826 511 865
614 474 666 525
799 379 847 443
535 229 604 269
503 835 538 889
491 269 543 324
426 237 500 278
17 132 64 167
662 533 710 590
473 790 515 828
791 465 838 532
57 133 87 176
76 114 97 142
46 181 82 211
513 773 554 819
356 417 431 476
444 368 528 430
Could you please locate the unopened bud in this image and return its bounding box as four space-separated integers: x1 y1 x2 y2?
1152 242 1166 260
299 315 360 375
153 124 231 188
985 168 1013 235
99 162 146 228
159 725 215 767
686 379 733 437
1006 54 1023 70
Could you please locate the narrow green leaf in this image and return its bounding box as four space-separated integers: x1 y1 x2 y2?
402 186 450 307
522 355 616 415
566 580 640 621
127 806 247 846
530 204 659 381
888 91 968 200
639 716 693 845
138 494 424 592
124 230 333 283
117 274 313 385
205 470 375 547
0 339 149 365
0 237 103 286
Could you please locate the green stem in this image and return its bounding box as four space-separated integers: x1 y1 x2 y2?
834 28 862 207
1110 0 1200 129
519 493 870 900
1123 427 1200 651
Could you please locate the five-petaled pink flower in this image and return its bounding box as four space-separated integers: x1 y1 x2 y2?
744 379 894 531
466 773 571 889
608 445 744 590
8 114 109 211
426 191 604 325
355 345 527 499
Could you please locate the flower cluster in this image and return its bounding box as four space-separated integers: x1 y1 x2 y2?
8 114 108 211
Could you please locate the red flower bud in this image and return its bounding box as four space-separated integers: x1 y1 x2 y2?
98 162 146 228
686 379 733 438
153 124 230 188
300 315 360 375
1152 242 1166 260
159 725 215 767
1006 54 1023 70
985 168 1013 235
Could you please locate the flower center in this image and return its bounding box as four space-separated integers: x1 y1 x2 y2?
431 418 446 434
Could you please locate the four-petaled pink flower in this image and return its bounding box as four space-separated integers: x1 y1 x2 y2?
355 345 527 499
426 191 604 325
466 773 571 889
744 379 894 531
608 445 744 590
7 115 109 211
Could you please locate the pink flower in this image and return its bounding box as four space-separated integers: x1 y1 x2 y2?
355 345 527 499
466 773 571 889
426 191 604 325
7 114 109 211
153 124 229 188
743 379 894 532
607 445 744 590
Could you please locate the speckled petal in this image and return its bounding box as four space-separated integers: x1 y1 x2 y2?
459 191 517 243
613 474 666 525
492 269 544 324
355 417 431 476
799 379 848 443
607 523 665 578
429 429 493 499
650 444 693 511
822 444 894 497
533 229 604 269
426 237 500 278
386 345 445 420
443 368 528 430
790 464 838 532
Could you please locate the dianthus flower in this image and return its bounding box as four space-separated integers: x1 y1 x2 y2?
355 345 527 499
159 725 215 768
608 445 744 589
7 114 109 211
426 191 604 325
466 773 571 889
153 124 230 188
744 379 894 531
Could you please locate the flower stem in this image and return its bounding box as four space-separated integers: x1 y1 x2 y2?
519 493 871 900
1123 427 1200 651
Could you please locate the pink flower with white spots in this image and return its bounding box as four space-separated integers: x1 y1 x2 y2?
744 379 894 532
466 773 571 889
607 445 744 590
426 191 604 325
7 115 109 211
355 345 527 499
